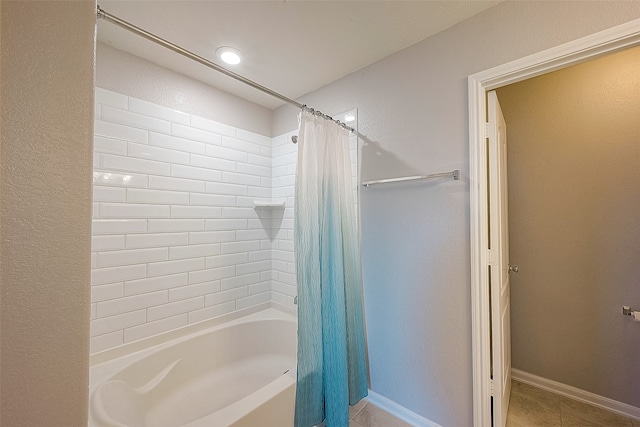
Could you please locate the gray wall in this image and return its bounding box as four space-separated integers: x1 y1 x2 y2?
1 1 94 425
496 45 640 407
273 2 640 425
96 43 273 137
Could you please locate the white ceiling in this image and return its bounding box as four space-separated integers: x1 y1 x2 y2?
97 1 501 109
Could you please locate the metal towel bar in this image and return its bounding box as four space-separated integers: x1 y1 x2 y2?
361 169 460 188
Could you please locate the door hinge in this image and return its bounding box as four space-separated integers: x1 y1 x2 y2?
485 122 495 139
487 249 495 265
489 378 494 396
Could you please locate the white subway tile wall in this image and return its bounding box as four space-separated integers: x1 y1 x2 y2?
269 131 298 307
91 88 359 354
91 88 275 353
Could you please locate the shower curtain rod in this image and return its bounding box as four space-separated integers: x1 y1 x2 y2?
96 6 355 135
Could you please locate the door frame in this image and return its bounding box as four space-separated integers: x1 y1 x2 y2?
468 18 640 427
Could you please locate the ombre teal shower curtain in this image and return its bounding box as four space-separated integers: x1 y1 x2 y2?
294 108 368 427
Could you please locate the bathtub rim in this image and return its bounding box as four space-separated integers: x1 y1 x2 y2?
90 301 296 368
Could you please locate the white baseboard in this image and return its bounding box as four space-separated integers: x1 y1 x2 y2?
366 390 442 427
512 369 640 421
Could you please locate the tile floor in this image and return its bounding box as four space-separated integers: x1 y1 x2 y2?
344 380 640 427
348 399 412 427
507 380 640 427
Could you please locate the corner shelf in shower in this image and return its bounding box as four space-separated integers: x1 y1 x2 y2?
253 201 286 208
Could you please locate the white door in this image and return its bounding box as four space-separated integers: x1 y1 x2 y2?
488 90 512 427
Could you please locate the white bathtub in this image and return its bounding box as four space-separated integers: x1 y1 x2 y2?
89 308 297 427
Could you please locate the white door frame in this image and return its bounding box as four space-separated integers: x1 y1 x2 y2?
468 18 640 427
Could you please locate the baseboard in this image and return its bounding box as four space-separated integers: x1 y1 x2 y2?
511 369 640 421
366 390 442 427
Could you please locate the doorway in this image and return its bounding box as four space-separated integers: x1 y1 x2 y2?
493 44 640 426
468 18 640 427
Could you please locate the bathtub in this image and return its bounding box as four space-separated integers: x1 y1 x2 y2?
89 308 297 427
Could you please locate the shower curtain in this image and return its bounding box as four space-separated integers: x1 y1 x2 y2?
294 108 368 427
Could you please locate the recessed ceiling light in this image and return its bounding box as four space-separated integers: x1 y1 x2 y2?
216 46 242 65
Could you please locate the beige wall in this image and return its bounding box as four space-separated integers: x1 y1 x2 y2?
96 42 273 136
1 1 94 425
273 2 640 425
496 45 640 407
